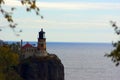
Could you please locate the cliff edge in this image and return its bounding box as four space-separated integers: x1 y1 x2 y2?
17 54 64 80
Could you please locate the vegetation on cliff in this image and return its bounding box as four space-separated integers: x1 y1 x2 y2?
0 46 23 80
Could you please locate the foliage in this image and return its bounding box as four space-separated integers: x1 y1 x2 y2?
0 46 23 80
0 46 19 68
9 42 21 54
0 0 43 34
21 0 41 16
105 21 120 66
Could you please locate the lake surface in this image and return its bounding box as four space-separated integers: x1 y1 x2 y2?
46 42 120 80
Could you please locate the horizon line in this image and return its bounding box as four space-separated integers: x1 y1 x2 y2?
4 40 112 44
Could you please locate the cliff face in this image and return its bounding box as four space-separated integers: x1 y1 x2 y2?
17 54 64 80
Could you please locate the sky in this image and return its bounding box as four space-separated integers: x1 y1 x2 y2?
0 0 120 43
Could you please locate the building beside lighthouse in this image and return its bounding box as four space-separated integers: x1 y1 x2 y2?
21 29 48 59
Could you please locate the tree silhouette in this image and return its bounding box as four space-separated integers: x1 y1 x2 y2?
105 21 120 66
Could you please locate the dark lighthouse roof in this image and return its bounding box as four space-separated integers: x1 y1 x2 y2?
39 28 45 39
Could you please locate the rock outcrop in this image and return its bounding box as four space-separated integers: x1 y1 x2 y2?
17 54 64 80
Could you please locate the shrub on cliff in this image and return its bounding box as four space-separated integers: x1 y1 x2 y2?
0 46 23 80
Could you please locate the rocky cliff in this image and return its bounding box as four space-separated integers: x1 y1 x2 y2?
17 54 64 80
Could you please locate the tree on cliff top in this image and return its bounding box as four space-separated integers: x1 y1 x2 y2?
0 46 23 80
105 21 120 66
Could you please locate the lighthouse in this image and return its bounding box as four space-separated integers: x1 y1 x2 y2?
37 28 47 56
21 28 48 59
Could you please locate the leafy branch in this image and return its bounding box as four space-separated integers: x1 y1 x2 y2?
105 21 120 66
0 0 43 35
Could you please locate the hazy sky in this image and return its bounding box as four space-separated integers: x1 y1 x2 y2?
0 0 120 42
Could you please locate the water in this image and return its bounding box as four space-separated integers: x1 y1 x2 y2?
7 41 120 80
46 42 120 80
